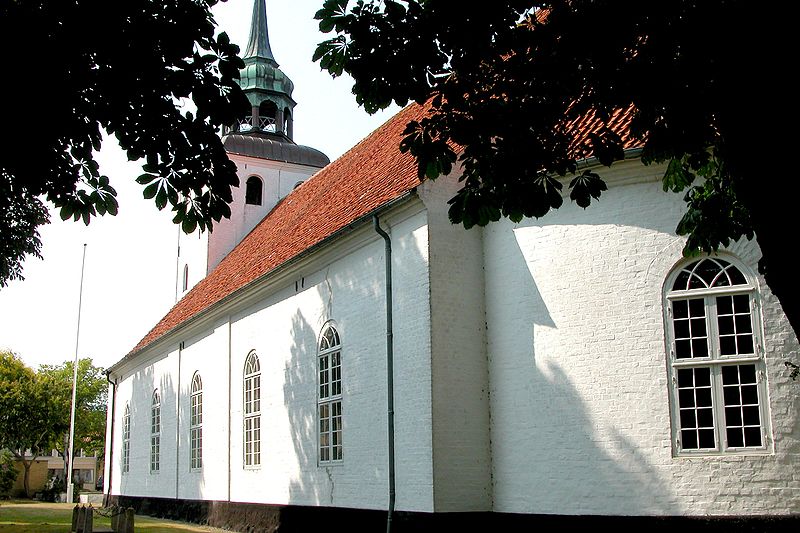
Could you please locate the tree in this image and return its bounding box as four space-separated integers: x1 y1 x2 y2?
0 0 249 288
313 0 798 341
0 351 67 497
39 358 108 464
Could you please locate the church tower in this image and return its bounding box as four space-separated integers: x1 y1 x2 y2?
176 0 330 300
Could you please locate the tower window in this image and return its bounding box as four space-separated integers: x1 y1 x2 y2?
245 176 263 206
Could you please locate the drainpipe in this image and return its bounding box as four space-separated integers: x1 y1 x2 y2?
104 370 117 507
373 215 395 533
176 342 183 500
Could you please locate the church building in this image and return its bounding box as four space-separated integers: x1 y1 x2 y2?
103 1 799 531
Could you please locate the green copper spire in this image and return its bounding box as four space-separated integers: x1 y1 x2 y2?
235 0 296 139
243 0 276 64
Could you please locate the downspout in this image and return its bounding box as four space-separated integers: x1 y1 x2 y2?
373 215 395 533
227 319 232 502
176 342 183 499
104 370 117 507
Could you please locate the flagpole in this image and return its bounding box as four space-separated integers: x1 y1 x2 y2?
66 243 87 504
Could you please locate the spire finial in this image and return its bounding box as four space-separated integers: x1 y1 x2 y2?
244 0 276 64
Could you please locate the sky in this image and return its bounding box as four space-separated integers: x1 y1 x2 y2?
0 0 399 371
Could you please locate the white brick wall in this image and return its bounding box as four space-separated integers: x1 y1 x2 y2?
421 177 493 511
482 159 800 515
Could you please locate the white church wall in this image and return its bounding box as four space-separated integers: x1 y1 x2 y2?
112 348 180 499
176 319 232 502
222 207 433 512
484 159 800 516
420 177 493 511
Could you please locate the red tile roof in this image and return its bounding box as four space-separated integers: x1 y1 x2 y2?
128 103 429 356
126 100 640 359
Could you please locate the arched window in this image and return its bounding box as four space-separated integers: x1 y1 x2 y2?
182 264 189 292
243 351 261 467
122 403 131 474
245 176 263 206
190 373 203 470
318 325 343 463
151 390 161 472
665 256 770 454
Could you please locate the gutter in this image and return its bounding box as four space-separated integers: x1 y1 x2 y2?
104 370 117 506
373 216 395 533
109 188 419 374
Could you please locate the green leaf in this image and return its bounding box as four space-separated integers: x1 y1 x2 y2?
142 182 159 200
662 158 695 193
155 187 168 210
181 217 197 234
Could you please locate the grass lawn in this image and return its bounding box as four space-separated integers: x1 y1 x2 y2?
0 500 232 533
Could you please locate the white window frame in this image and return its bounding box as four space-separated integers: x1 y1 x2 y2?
150 389 161 472
243 351 261 468
121 403 130 474
318 324 343 465
664 255 772 456
190 372 203 471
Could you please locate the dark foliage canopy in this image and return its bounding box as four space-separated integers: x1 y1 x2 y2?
314 0 798 340
0 0 248 287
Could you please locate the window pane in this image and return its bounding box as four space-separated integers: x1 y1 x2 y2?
698 429 715 448
727 427 744 448
738 364 755 382
681 430 698 449
697 408 714 428
737 335 754 355
725 406 742 426
733 294 749 313
673 271 691 291
720 336 737 356
677 368 694 387
675 339 691 359
735 314 753 334
741 385 758 405
694 367 711 387
680 409 696 428
727 266 746 285
742 406 761 426
673 300 688 319
691 338 708 358
716 295 733 315
744 427 762 447
690 318 707 337
679 388 695 407
721 365 739 384
718 315 734 335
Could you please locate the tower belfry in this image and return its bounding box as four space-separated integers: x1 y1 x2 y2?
235 0 296 139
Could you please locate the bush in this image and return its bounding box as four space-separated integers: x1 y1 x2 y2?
0 450 17 498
